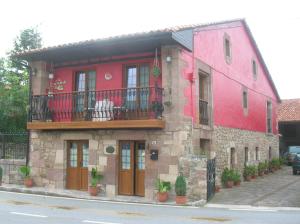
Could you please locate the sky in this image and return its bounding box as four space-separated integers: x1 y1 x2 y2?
1 0 299 99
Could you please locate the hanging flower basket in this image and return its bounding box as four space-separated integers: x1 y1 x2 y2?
152 48 161 78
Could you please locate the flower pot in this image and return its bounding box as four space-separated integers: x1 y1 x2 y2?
245 176 252 181
157 192 168 202
271 168 276 173
251 175 256 179
175 196 187 204
215 185 221 192
89 186 99 196
24 178 33 188
225 180 234 188
258 172 264 177
234 181 241 186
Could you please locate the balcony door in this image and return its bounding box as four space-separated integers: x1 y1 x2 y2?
74 71 96 120
124 65 150 119
66 140 89 190
118 141 145 196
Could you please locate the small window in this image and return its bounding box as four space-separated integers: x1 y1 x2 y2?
255 147 259 161
230 147 236 169
252 59 257 80
224 33 232 64
267 101 272 133
244 147 249 166
243 90 248 109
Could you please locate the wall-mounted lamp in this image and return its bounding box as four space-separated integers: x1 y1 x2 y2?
48 73 54 80
166 56 172 63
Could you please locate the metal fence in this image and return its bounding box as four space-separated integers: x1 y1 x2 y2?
0 132 28 184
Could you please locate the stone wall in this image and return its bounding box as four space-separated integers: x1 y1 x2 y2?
0 159 26 184
29 127 208 201
213 126 279 184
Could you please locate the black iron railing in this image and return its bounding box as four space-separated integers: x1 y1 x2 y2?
0 132 28 160
30 86 164 122
199 99 209 125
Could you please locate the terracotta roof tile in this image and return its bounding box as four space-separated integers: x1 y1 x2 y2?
278 99 300 122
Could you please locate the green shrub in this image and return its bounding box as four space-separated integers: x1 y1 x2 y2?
243 165 252 177
156 179 171 193
175 174 186 196
232 170 241 183
19 166 31 178
90 168 103 187
258 162 265 173
270 158 280 169
221 168 234 184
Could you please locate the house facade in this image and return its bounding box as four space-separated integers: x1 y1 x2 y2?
18 19 280 202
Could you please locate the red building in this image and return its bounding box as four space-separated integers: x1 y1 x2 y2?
18 19 280 202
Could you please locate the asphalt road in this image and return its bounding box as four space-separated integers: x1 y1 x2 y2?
0 191 299 224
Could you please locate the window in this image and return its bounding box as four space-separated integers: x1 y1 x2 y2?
267 101 272 133
199 72 209 125
255 147 259 161
230 147 236 169
243 90 248 109
224 33 232 64
244 147 249 165
252 59 258 80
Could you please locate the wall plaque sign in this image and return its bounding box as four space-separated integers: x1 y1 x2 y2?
53 79 66 91
105 146 115 154
104 73 112 80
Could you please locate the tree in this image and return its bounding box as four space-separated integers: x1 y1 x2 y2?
0 27 42 132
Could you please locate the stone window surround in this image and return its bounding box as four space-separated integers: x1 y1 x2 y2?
266 99 273 134
223 33 232 64
242 86 248 116
252 58 258 80
194 59 213 129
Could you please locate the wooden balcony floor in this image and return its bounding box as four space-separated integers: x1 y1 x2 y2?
27 119 165 130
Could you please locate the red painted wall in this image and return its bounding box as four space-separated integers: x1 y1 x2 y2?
181 21 278 134
47 54 161 122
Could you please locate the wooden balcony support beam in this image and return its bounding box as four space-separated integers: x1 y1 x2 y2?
27 119 165 130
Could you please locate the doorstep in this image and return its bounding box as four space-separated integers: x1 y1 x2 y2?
0 183 205 207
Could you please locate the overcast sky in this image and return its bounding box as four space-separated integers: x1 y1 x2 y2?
1 0 299 99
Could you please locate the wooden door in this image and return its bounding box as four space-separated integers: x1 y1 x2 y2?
135 141 145 196
124 65 150 119
74 71 96 120
118 141 134 195
67 140 89 190
118 141 145 196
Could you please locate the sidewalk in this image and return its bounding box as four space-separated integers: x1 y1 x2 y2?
209 166 300 207
0 183 206 207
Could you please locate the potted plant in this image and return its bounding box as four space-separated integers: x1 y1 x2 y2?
215 185 221 192
243 165 252 181
250 165 257 179
0 166 2 186
232 170 241 186
221 168 234 188
19 166 33 187
155 179 171 202
175 174 187 204
89 168 103 196
258 162 265 176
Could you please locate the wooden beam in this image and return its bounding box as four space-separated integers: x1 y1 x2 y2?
27 119 165 130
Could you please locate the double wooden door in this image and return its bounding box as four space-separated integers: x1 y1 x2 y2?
118 141 145 196
66 140 89 190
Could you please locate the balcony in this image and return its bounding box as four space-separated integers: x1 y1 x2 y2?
27 86 165 130
199 99 209 125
